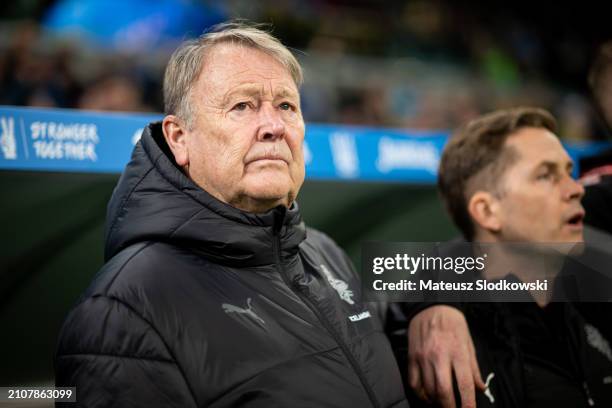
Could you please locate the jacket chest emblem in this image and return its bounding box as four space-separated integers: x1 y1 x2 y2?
222 297 265 326
319 264 354 305
585 323 612 362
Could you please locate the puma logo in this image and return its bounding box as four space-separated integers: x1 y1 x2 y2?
484 372 495 403
222 297 265 326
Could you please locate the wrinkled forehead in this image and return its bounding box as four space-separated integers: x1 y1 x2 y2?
197 44 298 92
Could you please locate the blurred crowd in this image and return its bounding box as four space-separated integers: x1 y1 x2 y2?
1 0 609 141
0 22 159 113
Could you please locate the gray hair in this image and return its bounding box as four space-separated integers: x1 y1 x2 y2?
163 21 303 127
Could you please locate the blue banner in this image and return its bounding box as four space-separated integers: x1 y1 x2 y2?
0 106 159 173
0 106 609 183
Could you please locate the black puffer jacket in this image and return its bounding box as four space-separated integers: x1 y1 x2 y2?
464 301 612 408
54 122 408 408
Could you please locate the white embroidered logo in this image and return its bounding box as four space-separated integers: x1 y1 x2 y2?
0 116 17 160
320 264 354 305
585 323 612 362
222 297 265 326
484 372 495 403
348 311 371 322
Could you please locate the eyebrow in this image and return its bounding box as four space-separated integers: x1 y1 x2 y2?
222 86 261 105
222 85 298 106
535 160 574 173
274 88 299 100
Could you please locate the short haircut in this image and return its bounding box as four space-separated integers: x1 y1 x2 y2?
163 20 303 127
438 107 557 240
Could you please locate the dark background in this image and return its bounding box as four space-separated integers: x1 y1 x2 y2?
1 0 610 389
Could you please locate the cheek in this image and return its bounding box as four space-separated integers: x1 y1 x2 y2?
223 142 248 168
291 141 304 165
282 110 304 126
287 124 305 160
194 132 248 172
507 196 555 233
501 193 534 223
292 161 306 188
288 139 306 183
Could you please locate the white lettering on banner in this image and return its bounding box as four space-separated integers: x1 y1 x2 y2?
33 141 63 159
330 131 359 178
31 122 98 142
30 121 99 162
376 137 439 174
0 117 17 160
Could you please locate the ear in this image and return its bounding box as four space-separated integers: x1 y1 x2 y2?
467 191 502 233
162 115 189 167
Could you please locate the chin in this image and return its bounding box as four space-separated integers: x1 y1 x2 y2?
245 172 293 193
556 229 584 244
561 234 584 244
245 185 292 204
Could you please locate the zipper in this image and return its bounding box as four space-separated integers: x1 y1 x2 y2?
582 381 595 406
271 216 380 408
563 303 595 407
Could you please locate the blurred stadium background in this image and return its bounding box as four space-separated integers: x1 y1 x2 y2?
1 0 611 398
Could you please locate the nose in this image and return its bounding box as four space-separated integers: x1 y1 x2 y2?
257 103 285 142
563 175 585 201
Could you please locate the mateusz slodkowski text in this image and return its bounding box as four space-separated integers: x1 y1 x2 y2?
372 279 548 292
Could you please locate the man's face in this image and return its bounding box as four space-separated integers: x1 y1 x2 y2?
494 127 585 243
178 44 305 213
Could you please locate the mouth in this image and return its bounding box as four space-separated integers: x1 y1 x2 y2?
246 150 290 166
247 157 288 165
565 211 585 229
245 144 292 167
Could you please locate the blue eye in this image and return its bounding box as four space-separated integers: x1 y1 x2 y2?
279 102 293 111
233 102 249 111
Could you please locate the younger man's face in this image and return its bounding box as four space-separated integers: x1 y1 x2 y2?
494 127 585 243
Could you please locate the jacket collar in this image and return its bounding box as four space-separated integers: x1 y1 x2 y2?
104 121 306 266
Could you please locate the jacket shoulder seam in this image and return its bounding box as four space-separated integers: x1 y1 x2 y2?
168 208 207 238
56 352 175 364
103 241 157 293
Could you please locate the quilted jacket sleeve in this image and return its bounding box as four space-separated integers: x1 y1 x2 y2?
54 295 197 408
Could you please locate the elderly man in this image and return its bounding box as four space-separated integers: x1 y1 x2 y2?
55 22 408 408
405 107 612 407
